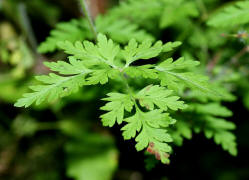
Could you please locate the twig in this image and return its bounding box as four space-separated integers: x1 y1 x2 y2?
17 3 38 52
17 3 49 74
231 45 249 65
196 0 208 20
78 0 98 40
207 52 222 72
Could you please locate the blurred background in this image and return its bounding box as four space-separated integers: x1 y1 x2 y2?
0 0 249 179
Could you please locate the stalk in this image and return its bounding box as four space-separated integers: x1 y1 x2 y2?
78 0 98 40
18 3 38 51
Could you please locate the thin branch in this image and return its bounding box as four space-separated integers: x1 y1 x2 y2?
18 3 38 51
231 45 249 65
17 2 49 74
78 0 98 40
207 52 222 72
196 0 208 20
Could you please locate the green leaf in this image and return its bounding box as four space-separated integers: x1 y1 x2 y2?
96 34 120 65
58 34 119 68
136 85 187 111
122 39 163 66
121 111 142 140
110 0 162 24
162 41 182 52
44 57 89 75
170 121 192 146
38 15 154 53
204 116 237 156
14 59 91 107
96 15 154 43
100 93 134 127
214 131 237 156
121 107 175 163
38 19 92 53
160 0 199 28
190 103 233 117
87 68 120 85
158 57 200 70
156 58 217 94
124 65 158 79
207 1 249 27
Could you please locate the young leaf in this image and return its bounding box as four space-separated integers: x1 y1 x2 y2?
14 73 87 107
162 41 182 52
58 34 119 68
135 85 187 111
122 108 175 164
124 65 158 79
44 57 89 75
86 69 120 85
157 57 200 70
156 58 217 94
122 39 163 66
14 59 91 107
100 93 134 127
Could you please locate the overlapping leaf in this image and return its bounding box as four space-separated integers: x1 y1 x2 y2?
135 85 187 111
204 116 237 156
124 65 158 79
38 19 91 53
183 102 236 155
207 1 249 27
122 108 175 163
189 103 232 117
14 72 88 107
14 57 91 107
122 39 163 66
170 121 192 146
156 58 217 94
96 15 154 43
38 15 154 53
160 0 199 28
100 93 134 127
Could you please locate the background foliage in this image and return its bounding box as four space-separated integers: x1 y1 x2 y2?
0 0 249 179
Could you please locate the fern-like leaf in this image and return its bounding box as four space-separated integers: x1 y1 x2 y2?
96 15 154 43
100 93 134 127
160 0 199 28
38 19 91 53
204 116 237 156
14 57 91 107
122 39 163 67
122 107 175 164
14 71 89 107
207 1 249 27
58 34 120 68
156 58 217 94
124 65 158 79
135 85 187 111
38 15 154 53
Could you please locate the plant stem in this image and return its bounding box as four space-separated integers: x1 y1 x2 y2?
196 0 208 20
120 72 137 104
18 3 38 52
78 0 98 40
